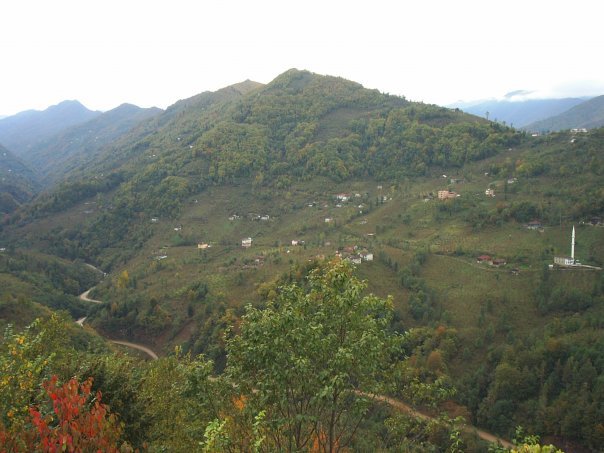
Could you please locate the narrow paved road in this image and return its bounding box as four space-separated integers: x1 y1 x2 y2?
77 287 159 360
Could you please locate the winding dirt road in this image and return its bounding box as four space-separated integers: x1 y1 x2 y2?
110 340 159 360
79 288 103 304
77 287 159 360
365 393 514 449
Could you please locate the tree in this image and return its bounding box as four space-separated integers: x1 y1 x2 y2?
225 259 401 452
0 376 124 452
117 270 130 290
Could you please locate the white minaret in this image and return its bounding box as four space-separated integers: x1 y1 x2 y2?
571 225 575 263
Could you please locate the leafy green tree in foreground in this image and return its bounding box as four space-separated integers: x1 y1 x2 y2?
224 259 401 452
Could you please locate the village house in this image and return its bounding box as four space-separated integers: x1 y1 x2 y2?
492 258 507 267
554 256 575 266
360 252 374 261
438 190 458 200
485 188 495 197
260 215 270 221
477 255 492 264
450 177 465 184
335 193 350 202
325 217 334 223
347 255 362 265
507 177 518 184
526 220 543 230
291 239 305 246
197 243 210 250
228 214 241 221
242 237 253 248
151 217 159 223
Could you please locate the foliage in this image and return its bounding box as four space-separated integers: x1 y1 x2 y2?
0 250 100 318
0 375 124 452
0 320 56 440
225 259 402 451
138 349 228 451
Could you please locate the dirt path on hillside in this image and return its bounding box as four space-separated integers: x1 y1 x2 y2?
77 287 159 360
364 394 514 448
363 392 514 449
79 288 103 304
110 340 159 360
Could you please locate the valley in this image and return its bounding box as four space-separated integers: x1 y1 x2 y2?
1 69 602 452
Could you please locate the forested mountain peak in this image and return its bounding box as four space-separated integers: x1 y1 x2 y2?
20 69 521 224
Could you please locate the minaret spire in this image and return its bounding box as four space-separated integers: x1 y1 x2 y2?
571 225 575 263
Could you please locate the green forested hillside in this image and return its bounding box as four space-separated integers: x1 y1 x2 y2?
1 70 603 452
17 70 520 262
0 144 39 214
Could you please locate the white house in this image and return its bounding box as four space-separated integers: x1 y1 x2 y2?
242 238 253 248
485 188 495 197
554 256 574 266
361 252 374 262
347 255 362 265
198 243 210 250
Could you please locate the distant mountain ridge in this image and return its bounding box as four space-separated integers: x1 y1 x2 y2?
449 97 590 127
0 100 101 157
22 103 162 186
524 95 604 132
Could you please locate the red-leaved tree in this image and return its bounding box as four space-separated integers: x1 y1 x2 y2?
1 376 123 452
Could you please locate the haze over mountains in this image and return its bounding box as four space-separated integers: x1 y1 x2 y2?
21 103 162 186
450 93 604 132
525 94 604 132
0 100 101 157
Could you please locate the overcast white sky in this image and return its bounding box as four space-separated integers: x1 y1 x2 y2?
1 0 603 116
